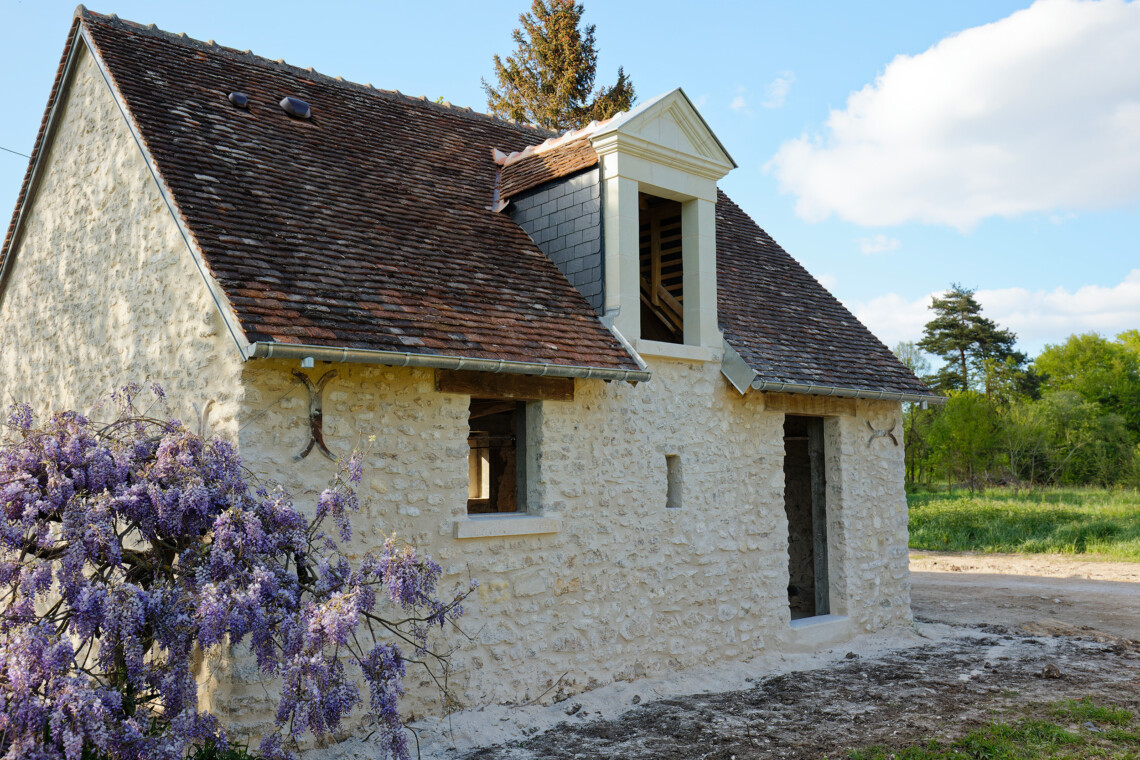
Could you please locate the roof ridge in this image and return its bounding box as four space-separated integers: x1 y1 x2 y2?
73 5 556 138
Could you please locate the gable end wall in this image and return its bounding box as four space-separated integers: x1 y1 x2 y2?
509 168 604 314
0 44 242 434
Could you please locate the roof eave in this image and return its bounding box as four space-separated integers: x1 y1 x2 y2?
246 341 652 383
720 339 943 404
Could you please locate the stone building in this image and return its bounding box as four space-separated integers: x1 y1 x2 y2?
0 8 937 736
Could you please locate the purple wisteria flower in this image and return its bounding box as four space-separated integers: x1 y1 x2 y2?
0 389 473 760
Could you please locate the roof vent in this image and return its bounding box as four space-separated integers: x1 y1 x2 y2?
280 96 311 119
228 92 249 109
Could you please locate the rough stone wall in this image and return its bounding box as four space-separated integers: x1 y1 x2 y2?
509 169 604 313
823 406 912 629
227 356 911 735
0 45 243 432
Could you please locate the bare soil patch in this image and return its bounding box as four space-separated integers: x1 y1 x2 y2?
453 628 1138 760
437 553 1139 760
911 550 1140 642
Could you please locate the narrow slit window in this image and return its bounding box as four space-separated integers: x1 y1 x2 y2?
638 193 684 343
467 398 524 514
665 454 682 509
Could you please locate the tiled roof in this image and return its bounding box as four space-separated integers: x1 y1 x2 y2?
500 139 598 199
716 192 932 397
3 11 642 373
3 10 930 396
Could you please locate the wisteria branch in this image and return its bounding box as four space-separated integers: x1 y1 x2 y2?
0 386 476 760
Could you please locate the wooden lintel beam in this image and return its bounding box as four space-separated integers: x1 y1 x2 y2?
763 392 856 417
436 370 575 401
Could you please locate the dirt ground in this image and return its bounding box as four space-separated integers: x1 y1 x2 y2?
910 550 1140 641
440 552 1140 760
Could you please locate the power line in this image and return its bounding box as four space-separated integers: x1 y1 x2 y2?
1 145 31 159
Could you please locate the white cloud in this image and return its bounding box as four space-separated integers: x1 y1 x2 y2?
762 72 795 108
768 0 1140 230
857 234 900 254
974 269 1140 346
849 292 934 348
816 272 839 291
729 95 748 112
848 270 1140 350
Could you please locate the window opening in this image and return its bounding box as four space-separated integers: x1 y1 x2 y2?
638 193 684 343
665 454 682 509
783 415 829 619
467 399 524 514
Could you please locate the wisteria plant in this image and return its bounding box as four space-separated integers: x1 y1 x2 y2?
0 385 474 760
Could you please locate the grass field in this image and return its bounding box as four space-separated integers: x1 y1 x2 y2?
847 697 1140 759
907 487 1140 561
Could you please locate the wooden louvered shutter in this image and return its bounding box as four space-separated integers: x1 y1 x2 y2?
639 196 684 342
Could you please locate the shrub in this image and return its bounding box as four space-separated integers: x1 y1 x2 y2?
0 385 474 760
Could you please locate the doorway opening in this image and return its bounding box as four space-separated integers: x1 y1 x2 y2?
783 415 829 620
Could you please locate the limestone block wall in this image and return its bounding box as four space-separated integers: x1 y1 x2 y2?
0 45 243 433
823 408 912 630
227 355 911 735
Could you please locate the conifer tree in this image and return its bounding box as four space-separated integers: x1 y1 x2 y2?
918 283 1026 393
483 0 635 131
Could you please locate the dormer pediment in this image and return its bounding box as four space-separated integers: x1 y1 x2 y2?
590 89 734 352
589 89 736 189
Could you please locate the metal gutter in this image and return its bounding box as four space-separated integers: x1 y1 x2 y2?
247 342 653 383
721 339 943 404
748 378 944 404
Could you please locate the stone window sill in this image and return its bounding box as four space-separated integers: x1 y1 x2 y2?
453 514 561 540
787 614 853 650
789 613 848 630
632 339 717 363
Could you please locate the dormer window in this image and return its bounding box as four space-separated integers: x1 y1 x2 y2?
587 89 737 355
639 194 684 343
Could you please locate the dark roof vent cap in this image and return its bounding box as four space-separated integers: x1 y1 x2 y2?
228 92 249 109
280 96 311 119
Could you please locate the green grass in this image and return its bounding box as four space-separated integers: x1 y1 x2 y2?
1052 698 1134 728
907 487 1140 561
846 698 1138 759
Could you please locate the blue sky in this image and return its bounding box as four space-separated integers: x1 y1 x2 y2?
2 0 1137 360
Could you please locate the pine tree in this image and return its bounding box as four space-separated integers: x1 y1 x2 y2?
483 0 635 131
918 283 1025 394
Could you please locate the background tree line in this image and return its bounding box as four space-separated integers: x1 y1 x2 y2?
895 284 1140 491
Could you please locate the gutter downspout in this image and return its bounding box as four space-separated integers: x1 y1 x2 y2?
599 310 649 372
246 341 652 383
